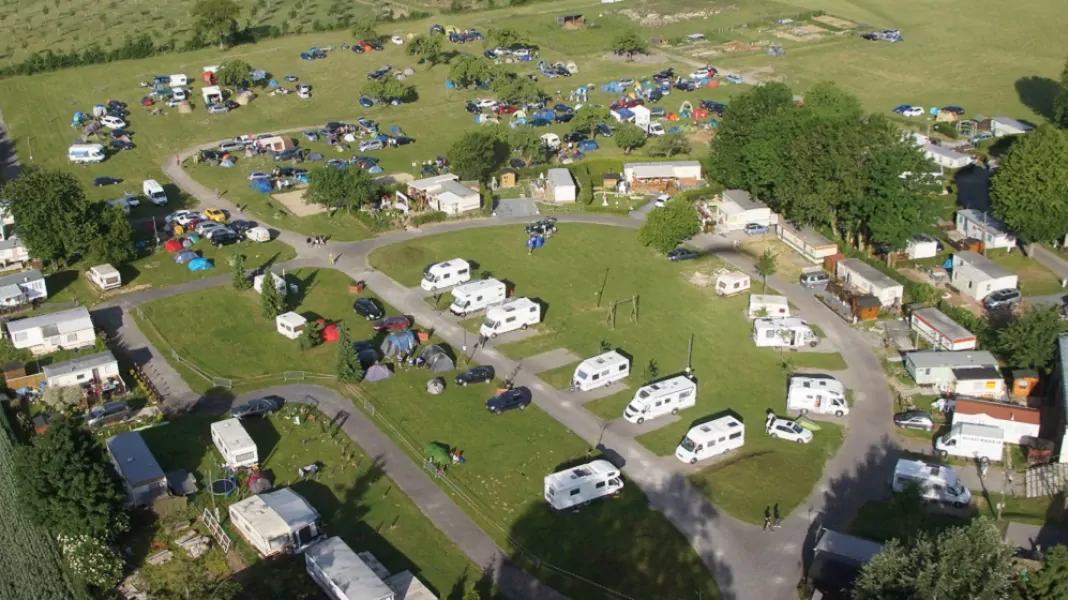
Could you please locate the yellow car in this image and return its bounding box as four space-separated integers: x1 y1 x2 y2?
203 208 227 223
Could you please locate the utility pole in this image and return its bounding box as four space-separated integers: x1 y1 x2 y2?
685 333 694 375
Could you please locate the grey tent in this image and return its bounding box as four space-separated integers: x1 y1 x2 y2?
427 378 445 395
365 364 393 382
381 331 417 358
420 345 455 373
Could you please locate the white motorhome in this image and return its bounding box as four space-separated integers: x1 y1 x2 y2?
623 375 697 424
787 386 849 417
544 459 623 511
675 416 745 464
790 374 845 396
479 297 540 338
420 259 471 291
449 278 506 316
935 422 1004 462
68 143 106 164
572 350 630 391
747 294 790 319
892 459 972 507
211 418 259 469
142 180 168 206
753 317 819 348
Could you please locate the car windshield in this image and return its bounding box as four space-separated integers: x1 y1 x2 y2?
680 437 696 452
484 319 498 329
576 370 588 380
423 274 438 283
790 423 803 434
949 482 966 496
455 299 470 308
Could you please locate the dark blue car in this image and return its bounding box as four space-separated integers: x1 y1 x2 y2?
486 387 532 415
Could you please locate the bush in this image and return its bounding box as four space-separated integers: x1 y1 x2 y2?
410 211 448 226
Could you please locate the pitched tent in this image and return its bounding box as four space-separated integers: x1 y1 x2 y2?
357 348 380 368
250 178 273 193
381 331 417 357
365 364 393 382
188 257 214 271
427 378 445 394
420 345 455 373
173 249 198 264
578 139 599 152
165 239 184 253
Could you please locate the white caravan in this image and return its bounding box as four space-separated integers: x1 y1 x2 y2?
787 375 849 417
715 271 750 297
747 294 790 319
142 180 168 206
421 258 471 291
675 416 745 464
449 278 507 316
68 143 106 164
623 375 697 424
892 458 972 508
572 350 630 391
210 418 259 469
544 459 623 511
753 317 819 348
479 297 540 338
935 422 1004 462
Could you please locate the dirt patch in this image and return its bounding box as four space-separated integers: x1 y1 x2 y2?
798 24 828 35
738 238 809 282
813 15 856 29
100 283 152 298
774 31 810 43
688 129 715 145
604 52 670 65
374 172 413 186
272 189 326 217
618 6 734 27
715 40 764 53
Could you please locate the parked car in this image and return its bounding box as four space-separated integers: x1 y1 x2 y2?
617 78 635 88
93 176 123 187
211 232 239 247
894 410 935 432
353 297 385 320
369 41 384 50
225 100 241 110
970 132 994 144
367 67 392 80
493 104 520 115
465 101 481 114
359 96 375 108
653 194 670 208
595 123 614 138
455 365 495 386
674 80 696 92
359 139 384 152
274 148 306 162
653 68 675 80
100 115 127 129
391 35 405 45
85 401 134 430
768 416 813 444
562 131 588 144
667 248 700 261
725 74 744 84
247 171 269 181
203 208 227 222
941 105 965 115
744 223 769 236
528 118 551 127
230 219 257 235
984 288 1022 311
195 220 226 235
893 104 913 114
476 98 498 108
231 396 281 419
799 271 831 288
109 139 135 151
372 315 411 332
302 131 319 142
701 100 726 115
902 106 925 117
486 387 532 415
207 104 229 115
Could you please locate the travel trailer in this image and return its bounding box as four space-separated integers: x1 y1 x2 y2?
479 297 540 338
935 422 1004 462
544 459 623 511
571 350 630 391
747 294 790 319
420 258 471 291
449 278 507 316
787 375 849 417
752 317 819 348
68 143 106 164
715 271 751 297
892 459 972 508
675 416 745 464
211 418 259 470
623 375 697 424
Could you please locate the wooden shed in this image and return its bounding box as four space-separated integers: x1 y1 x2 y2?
499 169 517 189
851 295 881 321
557 14 586 28
1011 369 1039 402
603 173 622 189
822 253 845 274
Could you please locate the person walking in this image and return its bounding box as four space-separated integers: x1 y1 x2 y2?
763 506 773 532
773 503 781 528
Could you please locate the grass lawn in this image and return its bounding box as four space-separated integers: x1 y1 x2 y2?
783 350 848 371
848 500 970 543
986 249 1065 297
585 388 636 421
537 361 581 390
369 224 846 521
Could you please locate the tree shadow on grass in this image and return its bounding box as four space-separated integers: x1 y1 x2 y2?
1015 76 1061 121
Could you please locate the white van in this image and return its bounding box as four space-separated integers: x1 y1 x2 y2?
210 418 259 470
753 317 819 348
624 375 697 424
747 294 790 319
142 180 168 206
935 422 1004 462
572 351 630 391
892 459 972 508
68 143 106 164
449 278 506 316
172 87 188 102
544 459 623 511
421 259 471 291
787 386 849 417
479 297 540 338
675 416 745 464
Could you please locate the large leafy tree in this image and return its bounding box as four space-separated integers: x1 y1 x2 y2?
1018 544 1068 599
507 128 546 163
191 0 241 49
992 306 1065 370
259 268 287 318
13 415 129 540
447 130 508 182
638 200 700 253
571 105 612 134
87 205 136 266
350 17 379 41
4 167 97 264
990 124 1068 243
492 73 543 105
448 55 496 87
854 519 1015 600
1055 56 1068 129
647 133 691 157
485 27 528 50
335 322 364 382
406 34 444 67
305 165 379 211
613 122 646 153
215 59 252 88
363 77 416 103
612 30 647 57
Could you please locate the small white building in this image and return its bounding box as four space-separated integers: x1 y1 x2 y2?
748 294 790 319
87 264 122 290
229 488 323 557
950 251 1018 301
714 190 773 232
43 350 121 389
276 312 308 340
106 432 167 506
835 259 904 307
0 236 30 271
211 418 259 470
407 174 481 215
904 350 998 389
7 306 95 355
305 537 395 600
910 307 976 351
990 117 1033 137
0 269 47 306
546 168 576 203
924 144 973 169
955 209 1017 250
623 161 702 190
952 366 1006 400
905 235 939 260
776 223 838 263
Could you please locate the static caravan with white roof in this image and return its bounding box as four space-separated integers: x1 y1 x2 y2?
211 418 259 470
623 375 697 424
229 488 324 557
7 306 95 355
714 189 772 232
835 259 903 307
305 537 395 600
544 459 623 511
674 416 745 464
747 294 790 319
547 168 576 203
571 350 630 391
950 250 1018 301
910 307 976 351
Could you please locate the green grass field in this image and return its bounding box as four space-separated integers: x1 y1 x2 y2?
370 224 846 522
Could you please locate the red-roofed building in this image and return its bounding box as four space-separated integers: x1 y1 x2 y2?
953 398 1040 445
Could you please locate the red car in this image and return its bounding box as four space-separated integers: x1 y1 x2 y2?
359 41 375 52
621 98 644 109
493 104 520 115
373 316 412 332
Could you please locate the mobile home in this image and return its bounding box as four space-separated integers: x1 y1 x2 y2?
935 422 1004 462
211 418 259 470
623 375 697 424
954 210 1017 250
544 459 623 511
106 432 167 506
950 250 1019 301
892 459 972 507
68 143 106 164
835 258 903 307
807 528 884 597
747 294 790 319
903 350 998 389
229 489 324 557
571 350 630 391
479 297 540 338
752 317 819 348
0 269 47 306
305 537 395 600
420 259 471 291
715 271 751 297
909 307 976 351
953 398 1040 445
449 278 506 316
674 416 745 464
6 306 95 355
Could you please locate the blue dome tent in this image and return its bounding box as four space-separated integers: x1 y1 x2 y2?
578 139 599 152
445 80 458 89
173 249 198 264
250 178 273 193
188 257 214 271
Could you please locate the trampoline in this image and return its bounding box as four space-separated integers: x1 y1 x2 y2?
211 478 237 496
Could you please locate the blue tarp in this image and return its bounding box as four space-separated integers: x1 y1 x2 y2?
527 235 545 248
445 80 457 89
250 178 273 193
268 79 279 87
941 257 954 270
615 108 635 120
296 173 310 183
187 233 201 243
173 250 197 264
578 139 599 152
188 257 214 271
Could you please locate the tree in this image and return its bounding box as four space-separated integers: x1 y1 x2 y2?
4 168 97 264
215 58 252 88
335 322 364 382
485 27 528 50
507 127 545 163
350 17 379 41
150 560 243 600
298 321 321 350
613 122 646 153
612 30 647 57
571 104 612 134
646 132 691 157
306 165 379 211
406 34 444 67
569 164 593 205
492 73 544 105
13 415 128 540
990 124 1068 243
992 306 1065 370
229 253 251 290
448 54 496 87
854 519 1015 600
41 385 83 410
1018 544 1068 600
1055 56 1068 129
755 249 777 292
638 200 700 253
447 130 508 182
363 77 416 102
87 205 136 266
259 268 287 318
191 0 241 49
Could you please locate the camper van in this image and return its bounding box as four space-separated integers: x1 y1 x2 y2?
449 278 507 316
572 351 630 391
479 297 540 338
787 387 849 417
544 459 623 511
421 259 471 291
623 375 697 424
675 416 745 464
790 374 845 396
142 180 168 206
892 459 972 508
753 317 819 348
935 422 1004 462
747 294 790 319
211 418 259 469
68 143 106 164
